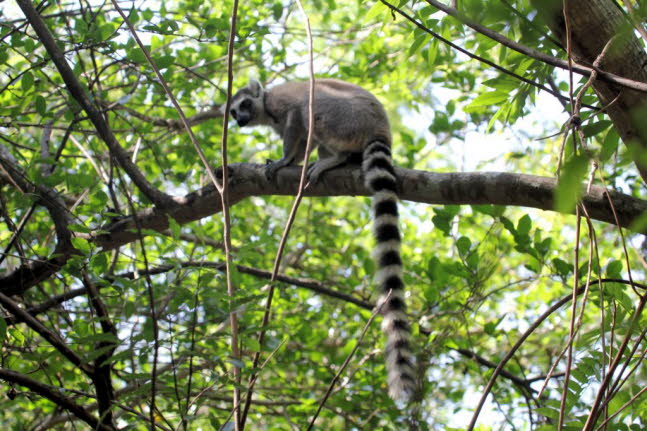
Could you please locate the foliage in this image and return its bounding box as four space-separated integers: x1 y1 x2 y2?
0 0 646 429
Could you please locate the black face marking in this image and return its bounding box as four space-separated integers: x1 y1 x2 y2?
231 97 255 127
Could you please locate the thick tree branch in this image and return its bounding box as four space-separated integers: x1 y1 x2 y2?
2 164 645 296
94 164 647 252
15 0 177 208
0 368 110 431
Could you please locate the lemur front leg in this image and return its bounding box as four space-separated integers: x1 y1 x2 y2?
265 109 307 179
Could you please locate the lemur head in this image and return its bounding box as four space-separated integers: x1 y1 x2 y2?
223 79 266 127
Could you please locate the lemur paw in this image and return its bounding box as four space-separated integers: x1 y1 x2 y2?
265 160 283 179
306 163 322 185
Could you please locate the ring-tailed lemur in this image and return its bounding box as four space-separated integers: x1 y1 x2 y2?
224 78 415 400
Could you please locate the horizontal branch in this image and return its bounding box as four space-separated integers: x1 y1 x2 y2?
453 348 535 391
94 163 647 251
3 164 645 296
2 260 372 325
116 261 374 310
106 101 223 130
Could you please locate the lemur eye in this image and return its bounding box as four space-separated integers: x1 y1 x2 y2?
240 99 252 109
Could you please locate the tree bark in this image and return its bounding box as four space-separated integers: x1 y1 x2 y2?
92 164 647 252
533 0 647 183
2 164 645 296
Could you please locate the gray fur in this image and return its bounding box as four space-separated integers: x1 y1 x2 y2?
227 78 416 400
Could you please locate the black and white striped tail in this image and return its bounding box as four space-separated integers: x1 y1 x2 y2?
362 140 415 401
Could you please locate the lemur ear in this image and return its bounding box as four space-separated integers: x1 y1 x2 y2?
248 78 263 98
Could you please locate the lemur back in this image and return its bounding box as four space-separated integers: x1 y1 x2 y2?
226 78 415 400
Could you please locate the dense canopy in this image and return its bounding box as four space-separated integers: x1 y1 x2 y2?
1 0 647 429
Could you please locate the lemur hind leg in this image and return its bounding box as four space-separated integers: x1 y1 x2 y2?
307 151 351 184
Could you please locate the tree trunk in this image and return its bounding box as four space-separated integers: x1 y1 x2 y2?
533 0 647 184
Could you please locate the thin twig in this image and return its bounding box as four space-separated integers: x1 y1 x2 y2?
466 279 647 430
112 166 160 429
380 0 581 106
16 0 176 208
559 206 580 430
621 0 647 45
110 2 244 427
582 169 645 430
0 292 94 374
239 1 317 427
219 338 287 431
307 292 389 430
595 385 647 430
0 368 110 430
218 0 242 427
423 0 647 94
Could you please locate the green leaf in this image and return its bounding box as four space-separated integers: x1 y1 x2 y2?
128 47 148 64
427 38 439 66
72 237 91 255
517 214 532 236
9 327 24 345
600 128 619 161
22 72 34 92
553 258 573 277
605 260 622 278
555 154 589 213
472 205 501 216
0 318 6 344
90 253 109 273
365 1 388 22
582 120 611 138
35 95 47 116
100 23 117 41
247 338 261 352
536 407 560 420
456 236 471 256
271 3 283 20
468 91 509 108
168 216 181 239
155 54 175 69
408 33 430 57
431 213 451 235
